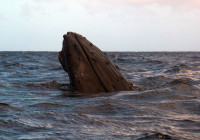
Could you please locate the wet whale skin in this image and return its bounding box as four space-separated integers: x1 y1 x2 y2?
59 32 133 93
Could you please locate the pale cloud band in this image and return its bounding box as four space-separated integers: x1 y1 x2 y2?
21 0 200 17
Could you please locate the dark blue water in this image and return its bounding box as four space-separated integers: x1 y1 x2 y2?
0 52 200 139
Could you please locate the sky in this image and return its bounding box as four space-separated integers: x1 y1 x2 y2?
0 0 199 51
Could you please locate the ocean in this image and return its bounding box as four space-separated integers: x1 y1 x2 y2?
0 51 200 139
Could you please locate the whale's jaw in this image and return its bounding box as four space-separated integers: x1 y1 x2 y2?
59 32 133 93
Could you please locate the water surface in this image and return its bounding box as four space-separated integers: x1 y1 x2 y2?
0 52 200 139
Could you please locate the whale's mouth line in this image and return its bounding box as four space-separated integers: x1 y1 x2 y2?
74 34 108 92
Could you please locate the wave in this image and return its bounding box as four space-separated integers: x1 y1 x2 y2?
0 103 21 111
165 64 191 73
168 78 195 85
29 103 66 108
137 132 173 140
26 80 70 90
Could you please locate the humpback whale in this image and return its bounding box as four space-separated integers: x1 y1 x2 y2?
59 32 133 93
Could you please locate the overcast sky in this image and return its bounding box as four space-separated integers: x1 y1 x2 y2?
0 0 199 51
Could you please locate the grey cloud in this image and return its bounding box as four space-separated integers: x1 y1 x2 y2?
0 14 9 21
81 0 200 13
19 0 69 19
20 2 34 18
